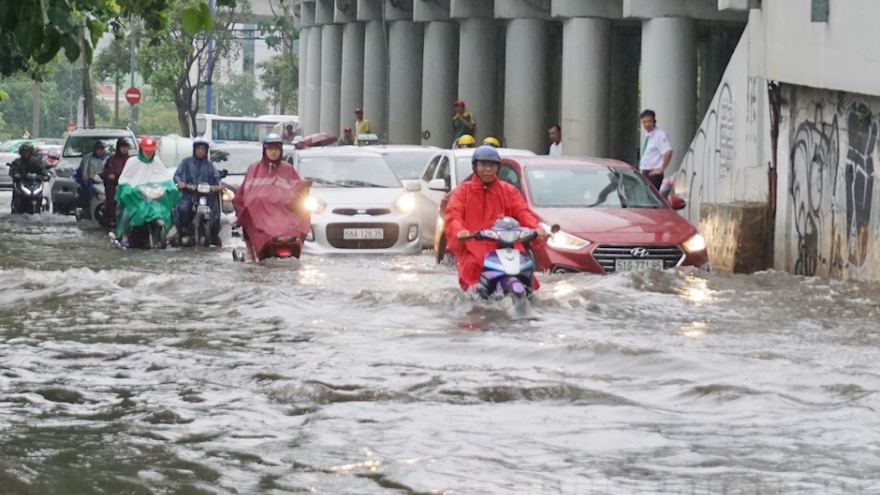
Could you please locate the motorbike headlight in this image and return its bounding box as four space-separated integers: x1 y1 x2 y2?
139 185 165 201
394 193 416 214
197 183 212 194
542 222 590 251
682 233 707 253
304 195 326 214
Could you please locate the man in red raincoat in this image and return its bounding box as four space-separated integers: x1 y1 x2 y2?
444 146 547 291
233 133 309 262
100 138 131 227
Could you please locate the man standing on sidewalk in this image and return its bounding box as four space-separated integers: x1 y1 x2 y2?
548 124 562 156
354 108 371 145
638 109 673 190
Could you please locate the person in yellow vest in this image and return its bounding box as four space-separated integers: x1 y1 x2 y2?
354 108 371 145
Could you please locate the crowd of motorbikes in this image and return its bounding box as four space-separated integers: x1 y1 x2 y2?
7 139 561 309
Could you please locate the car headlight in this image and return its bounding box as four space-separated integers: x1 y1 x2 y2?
682 233 707 253
541 222 590 251
394 193 416 214
304 195 326 214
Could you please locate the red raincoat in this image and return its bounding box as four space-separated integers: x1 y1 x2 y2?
232 153 311 259
100 151 129 224
444 175 541 291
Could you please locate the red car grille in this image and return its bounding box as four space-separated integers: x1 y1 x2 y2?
326 223 399 249
591 244 685 273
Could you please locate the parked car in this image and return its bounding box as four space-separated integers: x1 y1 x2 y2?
51 128 138 215
434 156 709 273
364 144 440 180
293 148 422 254
417 147 536 249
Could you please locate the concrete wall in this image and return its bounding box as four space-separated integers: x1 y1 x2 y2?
759 0 880 96
775 85 880 280
676 29 769 225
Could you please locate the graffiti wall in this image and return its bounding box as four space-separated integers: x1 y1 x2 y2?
676 31 769 225
781 86 880 279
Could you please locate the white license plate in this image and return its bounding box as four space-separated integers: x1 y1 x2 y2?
343 228 384 240
615 259 664 272
197 205 212 214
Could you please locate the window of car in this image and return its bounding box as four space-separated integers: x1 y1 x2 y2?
382 150 437 180
210 148 260 175
524 166 666 209
498 164 522 193
436 156 451 189
63 134 135 158
298 155 402 188
421 155 441 182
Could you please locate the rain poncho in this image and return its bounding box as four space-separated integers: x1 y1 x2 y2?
115 152 180 238
101 150 129 224
173 154 222 230
444 174 541 291
232 151 311 260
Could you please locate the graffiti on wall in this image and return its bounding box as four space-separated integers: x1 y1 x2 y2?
678 83 734 223
788 101 878 277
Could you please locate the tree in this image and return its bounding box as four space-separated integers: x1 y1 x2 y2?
208 72 267 117
138 0 247 136
0 0 222 78
93 34 135 125
256 0 297 115
258 54 298 115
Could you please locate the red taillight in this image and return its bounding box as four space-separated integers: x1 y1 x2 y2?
275 248 292 258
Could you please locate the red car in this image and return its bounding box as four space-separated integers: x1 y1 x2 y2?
435 156 709 274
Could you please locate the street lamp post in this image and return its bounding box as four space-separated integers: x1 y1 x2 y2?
205 0 216 115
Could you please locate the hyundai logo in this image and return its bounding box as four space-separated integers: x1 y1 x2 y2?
630 247 650 258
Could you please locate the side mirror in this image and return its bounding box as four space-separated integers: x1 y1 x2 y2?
219 169 228 179
402 179 422 192
550 224 561 234
428 178 448 192
668 196 686 211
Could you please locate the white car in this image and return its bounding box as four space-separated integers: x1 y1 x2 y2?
364 144 440 180
415 147 537 248
294 148 422 254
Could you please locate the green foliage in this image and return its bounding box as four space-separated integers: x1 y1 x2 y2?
93 32 137 88
258 54 297 114
0 0 191 78
96 94 178 135
138 0 246 135
207 72 267 117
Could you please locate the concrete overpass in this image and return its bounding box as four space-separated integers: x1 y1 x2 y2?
284 0 748 168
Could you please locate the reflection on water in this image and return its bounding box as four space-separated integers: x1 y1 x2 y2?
0 192 879 494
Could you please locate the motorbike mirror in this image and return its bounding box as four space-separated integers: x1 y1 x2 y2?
220 169 228 179
550 224 561 234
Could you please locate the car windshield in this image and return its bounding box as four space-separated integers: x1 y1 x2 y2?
63 136 133 158
298 155 402 188
525 166 666 209
455 157 478 184
210 148 260 175
381 150 436 179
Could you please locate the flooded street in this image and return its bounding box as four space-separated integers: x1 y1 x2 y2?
1 191 879 494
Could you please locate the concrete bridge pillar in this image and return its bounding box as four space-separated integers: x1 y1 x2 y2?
363 20 387 140
504 18 549 153
458 18 499 142
340 22 365 135
640 17 697 172
298 27 309 121
319 24 343 135
305 26 323 135
561 17 611 157
388 21 424 144
421 21 459 147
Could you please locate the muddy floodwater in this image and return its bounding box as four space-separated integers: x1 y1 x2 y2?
1 192 879 494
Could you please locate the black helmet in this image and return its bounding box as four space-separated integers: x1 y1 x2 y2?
18 143 34 155
93 140 106 150
116 138 131 149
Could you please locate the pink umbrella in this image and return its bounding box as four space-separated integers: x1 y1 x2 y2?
302 133 338 147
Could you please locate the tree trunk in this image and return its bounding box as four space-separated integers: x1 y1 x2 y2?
114 73 120 127
174 90 190 136
81 30 95 128
280 31 289 115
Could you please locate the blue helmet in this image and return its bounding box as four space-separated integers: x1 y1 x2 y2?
193 137 210 152
262 133 284 146
471 145 501 166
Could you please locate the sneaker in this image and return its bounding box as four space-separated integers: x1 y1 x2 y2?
244 250 255 262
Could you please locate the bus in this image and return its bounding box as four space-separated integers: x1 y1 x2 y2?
194 114 298 143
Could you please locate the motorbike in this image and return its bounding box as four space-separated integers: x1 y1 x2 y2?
75 180 112 228
231 179 311 262
12 172 50 214
173 180 225 248
111 183 171 250
464 217 558 314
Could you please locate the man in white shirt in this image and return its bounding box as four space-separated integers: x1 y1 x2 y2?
548 124 562 156
638 109 673 190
